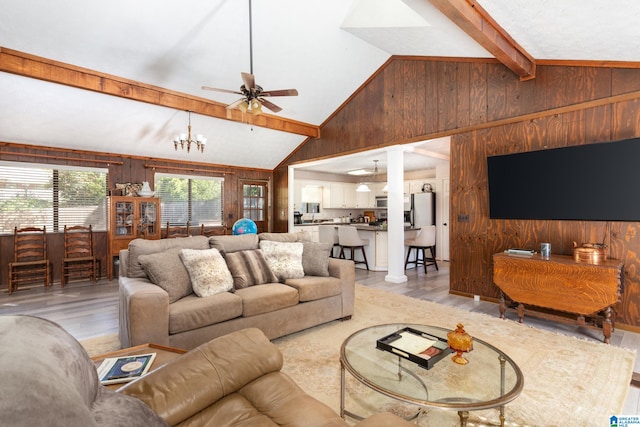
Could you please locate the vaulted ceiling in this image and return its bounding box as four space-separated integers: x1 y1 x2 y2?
1 0 639 174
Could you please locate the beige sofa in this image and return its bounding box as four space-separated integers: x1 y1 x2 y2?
119 233 355 350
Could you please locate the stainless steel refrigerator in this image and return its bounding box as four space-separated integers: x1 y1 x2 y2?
411 192 435 227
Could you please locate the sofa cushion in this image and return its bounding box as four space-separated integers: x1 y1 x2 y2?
235 284 299 317
258 232 311 242
225 249 278 289
180 248 234 297
284 276 343 302
138 247 192 303
209 234 259 254
259 240 305 281
169 292 243 334
301 241 332 277
127 236 210 278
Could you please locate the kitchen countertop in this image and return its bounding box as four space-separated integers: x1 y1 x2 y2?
295 222 417 231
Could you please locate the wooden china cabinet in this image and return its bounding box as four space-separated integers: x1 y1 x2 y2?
107 196 161 280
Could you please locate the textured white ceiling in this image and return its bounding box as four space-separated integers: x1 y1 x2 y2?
1 0 639 174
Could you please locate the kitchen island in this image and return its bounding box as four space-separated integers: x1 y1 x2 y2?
293 223 418 271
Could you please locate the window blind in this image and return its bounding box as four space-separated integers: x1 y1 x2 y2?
0 162 108 234
155 173 224 226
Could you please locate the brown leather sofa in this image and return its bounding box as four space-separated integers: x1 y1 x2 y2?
120 327 414 427
0 316 412 427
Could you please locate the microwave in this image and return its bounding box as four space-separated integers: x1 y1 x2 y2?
375 197 387 208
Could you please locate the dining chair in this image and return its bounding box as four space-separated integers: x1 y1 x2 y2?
61 225 97 286
404 225 438 273
8 226 51 294
338 226 369 270
165 222 190 238
318 225 340 258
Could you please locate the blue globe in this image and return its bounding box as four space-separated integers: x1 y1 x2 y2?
232 218 257 235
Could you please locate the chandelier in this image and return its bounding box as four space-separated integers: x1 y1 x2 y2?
173 111 207 153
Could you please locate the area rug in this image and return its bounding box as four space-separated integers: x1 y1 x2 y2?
275 285 635 427
81 284 635 426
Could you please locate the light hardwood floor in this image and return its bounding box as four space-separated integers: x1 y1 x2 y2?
2 261 639 413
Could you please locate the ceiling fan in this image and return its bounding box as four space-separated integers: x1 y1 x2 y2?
201 0 298 114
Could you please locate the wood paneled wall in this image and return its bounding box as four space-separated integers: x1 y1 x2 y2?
0 143 272 288
275 58 640 329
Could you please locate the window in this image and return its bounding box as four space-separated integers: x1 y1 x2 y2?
0 162 108 234
155 173 224 226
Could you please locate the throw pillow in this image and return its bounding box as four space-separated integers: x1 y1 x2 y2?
259 240 305 282
301 241 332 277
224 249 278 289
179 248 233 297
138 248 193 303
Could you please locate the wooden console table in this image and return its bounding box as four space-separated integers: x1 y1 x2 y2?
492 252 623 343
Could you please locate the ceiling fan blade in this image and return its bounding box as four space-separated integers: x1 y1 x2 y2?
201 86 243 95
226 98 246 110
258 98 282 113
241 72 256 89
261 88 298 97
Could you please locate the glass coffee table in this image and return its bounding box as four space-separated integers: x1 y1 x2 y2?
340 324 524 427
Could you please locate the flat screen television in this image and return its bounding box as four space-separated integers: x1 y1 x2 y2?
487 137 640 221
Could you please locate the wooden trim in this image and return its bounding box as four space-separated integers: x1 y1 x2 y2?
0 47 320 138
144 164 237 175
536 59 640 69
0 150 122 165
1 141 270 173
428 0 535 80
392 55 640 70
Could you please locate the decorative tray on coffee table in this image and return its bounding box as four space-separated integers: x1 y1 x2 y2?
376 327 452 370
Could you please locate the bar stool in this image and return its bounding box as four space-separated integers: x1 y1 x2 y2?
404 225 438 273
318 225 340 258
338 226 369 270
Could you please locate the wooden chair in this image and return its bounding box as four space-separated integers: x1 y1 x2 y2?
8 226 51 294
338 226 369 270
165 222 190 238
318 225 340 258
404 225 438 273
61 225 97 286
200 225 225 237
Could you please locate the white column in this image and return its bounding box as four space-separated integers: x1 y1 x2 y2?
288 166 295 231
385 146 407 283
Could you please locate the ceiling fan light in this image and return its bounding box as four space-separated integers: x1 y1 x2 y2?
356 183 371 192
238 101 249 113
250 99 262 114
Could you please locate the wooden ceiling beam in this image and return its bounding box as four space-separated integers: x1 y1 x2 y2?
0 47 320 138
429 0 536 80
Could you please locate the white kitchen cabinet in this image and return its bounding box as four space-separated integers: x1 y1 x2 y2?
328 183 345 208
355 187 375 208
292 225 319 242
343 183 357 207
375 231 388 268
326 182 359 208
301 184 323 203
